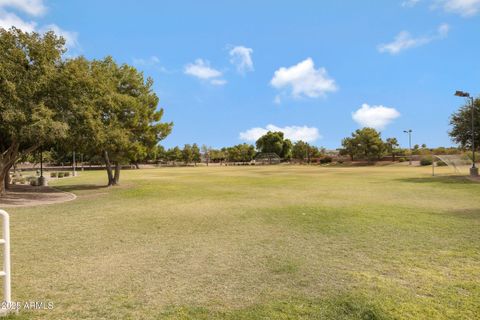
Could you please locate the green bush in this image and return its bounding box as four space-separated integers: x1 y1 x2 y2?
337 159 344 164
64 172 70 177
320 156 333 164
50 172 57 178
58 172 64 178
398 157 406 162
30 178 39 186
420 157 433 166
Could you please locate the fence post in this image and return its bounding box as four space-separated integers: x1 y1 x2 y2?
0 210 11 315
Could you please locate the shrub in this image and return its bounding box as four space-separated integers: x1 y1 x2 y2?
320 156 333 164
29 178 39 186
337 159 344 164
420 157 433 166
64 172 70 177
398 157 406 162
58 172 64 178
50 172 57 178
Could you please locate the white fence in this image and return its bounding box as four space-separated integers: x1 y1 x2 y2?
0 210 11 316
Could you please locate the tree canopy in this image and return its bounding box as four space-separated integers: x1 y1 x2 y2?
449 98 480 150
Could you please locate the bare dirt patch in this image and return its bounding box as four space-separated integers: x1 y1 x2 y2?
0 184 76 208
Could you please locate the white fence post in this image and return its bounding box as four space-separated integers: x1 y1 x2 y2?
0 210 11 315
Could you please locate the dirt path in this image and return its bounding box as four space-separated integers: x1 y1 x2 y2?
0 184 76 208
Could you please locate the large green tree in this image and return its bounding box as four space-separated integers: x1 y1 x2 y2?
256 131 291 159
341 128 385 161
449 98 480 150
86 57 172 185
0 28 68 194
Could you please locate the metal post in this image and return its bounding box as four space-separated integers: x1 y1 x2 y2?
40 148 43 178
408 131 412 165
471 97 476 168
73 151 76 177
0 210 11 313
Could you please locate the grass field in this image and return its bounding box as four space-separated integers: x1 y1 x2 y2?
3 165 480 319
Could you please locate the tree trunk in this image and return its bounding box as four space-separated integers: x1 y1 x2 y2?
4 163 12 190
114 162 121 185
103 151 114 186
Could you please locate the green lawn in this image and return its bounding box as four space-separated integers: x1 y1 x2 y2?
3 165 480 319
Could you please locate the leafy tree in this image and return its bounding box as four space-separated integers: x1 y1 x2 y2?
256 131 291 159
0 28 68 194
201 145 211 165
450 98 480 150
86 57 172 185
385 138 399 161
182 144 193 165
167 147 182 163
341 128 385 161
281 139 293 160
192 144 201 165
340 137 357 161
292 141 309 162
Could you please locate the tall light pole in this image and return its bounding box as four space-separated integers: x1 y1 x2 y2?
454 90 478 176
403 129 412 165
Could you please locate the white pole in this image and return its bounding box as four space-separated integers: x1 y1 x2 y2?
0 210 11 305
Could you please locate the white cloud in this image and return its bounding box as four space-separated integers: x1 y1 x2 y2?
0 1 78 49
133 56 168 72
210 79 227 86
439 0 480 16
184 59 222 79
0 9 35 31
402 0 421 7
270 58 337 99
0 0 46 16
352 104 401 130
184 59 226 85
229 45 253 74
133 56 160 66
239 124 321 143
40 24 78 48
378 24 449 54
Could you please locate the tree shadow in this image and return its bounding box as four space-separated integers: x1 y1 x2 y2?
437 208 480 220
54 184 109 192
396 176 476 185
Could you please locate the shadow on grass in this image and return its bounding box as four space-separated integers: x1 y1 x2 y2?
396 176 475 185
54 184 109 193
158 294 390 320
438 208 480 220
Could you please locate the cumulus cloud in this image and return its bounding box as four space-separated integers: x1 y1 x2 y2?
0 1 79 49
229 45 253 74
184 59 226 85
439 0 480 16
239 124 321 143
378 24 449 54
0 0 46 16
352 104 401 130
0 10 36 31
270 58 337 99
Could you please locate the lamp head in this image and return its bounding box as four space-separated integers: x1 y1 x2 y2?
455 90 470 98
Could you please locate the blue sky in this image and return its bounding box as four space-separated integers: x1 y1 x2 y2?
2 0 480 149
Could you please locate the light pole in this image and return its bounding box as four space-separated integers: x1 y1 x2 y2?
454 90 478 176
403 130 412 165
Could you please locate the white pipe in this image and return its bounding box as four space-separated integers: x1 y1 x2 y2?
0 210 11 304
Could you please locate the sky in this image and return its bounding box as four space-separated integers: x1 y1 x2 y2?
1 0 480 149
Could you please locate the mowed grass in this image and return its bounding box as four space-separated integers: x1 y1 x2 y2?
3 165 480 319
